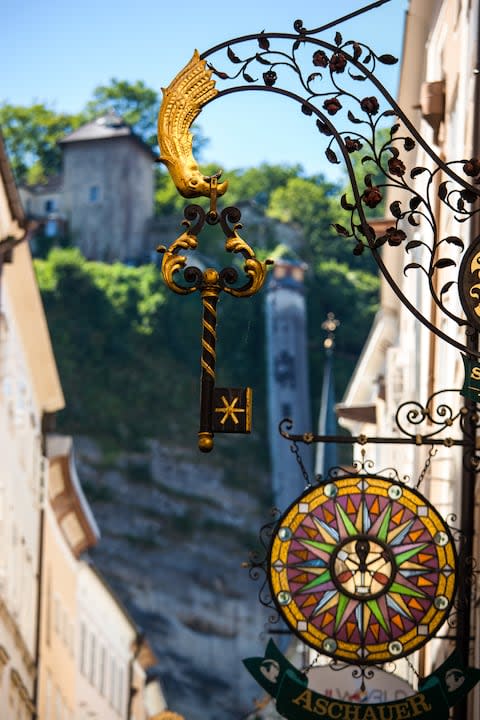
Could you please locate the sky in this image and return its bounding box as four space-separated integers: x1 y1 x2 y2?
3 0 409 179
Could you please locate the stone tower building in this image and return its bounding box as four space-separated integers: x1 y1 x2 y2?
58 112 155 262
265 256 313 510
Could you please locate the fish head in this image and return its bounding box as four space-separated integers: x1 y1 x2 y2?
160 158 228 199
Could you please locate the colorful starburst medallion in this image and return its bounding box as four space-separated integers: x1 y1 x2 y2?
268 476 457 664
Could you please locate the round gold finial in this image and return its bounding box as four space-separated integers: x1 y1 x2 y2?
198 433 214 452
203 268 219 284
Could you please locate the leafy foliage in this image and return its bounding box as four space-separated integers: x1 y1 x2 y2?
35 248 175 444
84 78 160 149
0 103 84 184
224 164 303 209
34 248 268 456
266 174 348 265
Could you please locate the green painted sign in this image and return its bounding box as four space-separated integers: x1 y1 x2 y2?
243 641 480 720
461 354 480 401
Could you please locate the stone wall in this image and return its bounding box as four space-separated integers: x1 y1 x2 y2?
62 138 153 262
74 436 273 720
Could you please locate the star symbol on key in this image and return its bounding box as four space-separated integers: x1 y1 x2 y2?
215 395 246 425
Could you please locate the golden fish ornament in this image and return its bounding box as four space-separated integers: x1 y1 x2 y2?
158 50 228 199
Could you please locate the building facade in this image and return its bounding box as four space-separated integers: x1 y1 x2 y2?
0 132 65 718
77 561 139 720
338 0 480 714
1 130 174 719
60 114 154 263
37 435 100 720
20 113 155 264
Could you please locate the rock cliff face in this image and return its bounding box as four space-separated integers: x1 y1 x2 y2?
75 436 273 720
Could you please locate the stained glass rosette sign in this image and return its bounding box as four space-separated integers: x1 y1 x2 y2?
268 476 457 664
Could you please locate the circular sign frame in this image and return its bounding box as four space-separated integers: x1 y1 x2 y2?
458 233 480 329
268 476 457 664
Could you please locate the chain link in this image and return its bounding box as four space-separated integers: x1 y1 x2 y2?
290 440 312 488
405 654 423 684
415 445 437 489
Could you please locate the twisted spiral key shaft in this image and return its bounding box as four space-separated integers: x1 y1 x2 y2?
198 273 220 452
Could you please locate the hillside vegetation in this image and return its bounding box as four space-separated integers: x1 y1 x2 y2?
1 83 380 457
34 237 378 460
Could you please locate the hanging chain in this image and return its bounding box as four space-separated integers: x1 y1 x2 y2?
290 440 312 488
405 654 423 684
301 651 323 675
415 445 437 489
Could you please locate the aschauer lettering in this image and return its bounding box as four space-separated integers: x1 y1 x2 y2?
291 689 432 720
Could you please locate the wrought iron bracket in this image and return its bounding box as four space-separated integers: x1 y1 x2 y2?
278 388 480 472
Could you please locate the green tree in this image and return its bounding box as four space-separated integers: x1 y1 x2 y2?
85 78 209 156
0 103 83 184
266 174 368 267
225 163 304 209
267 175 334 225
84 78 160 148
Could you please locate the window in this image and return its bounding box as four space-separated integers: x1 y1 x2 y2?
117 668 124 713
99 646 106 696
109 657 116 706
89 633 96 685
44 199 56 213
79 623 87 675
89 185 100 203
45 219 58 237
54 595 60 634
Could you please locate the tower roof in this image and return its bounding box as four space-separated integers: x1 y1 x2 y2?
59 112 155 158
268 251 308 292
